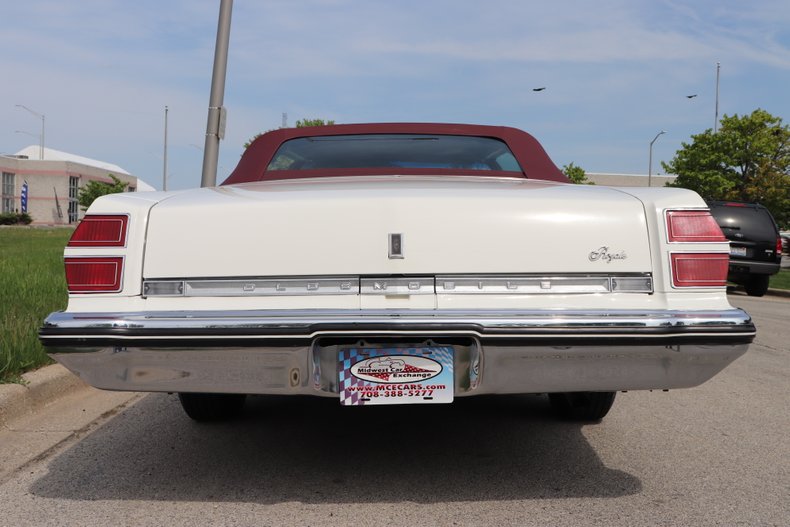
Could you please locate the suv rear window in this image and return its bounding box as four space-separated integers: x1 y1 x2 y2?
708 202 779 242
267 134 523 173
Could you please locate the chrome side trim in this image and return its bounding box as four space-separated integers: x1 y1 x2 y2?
143 277 359 298
360 277 433 295
435 275 641 294
142 273 654 297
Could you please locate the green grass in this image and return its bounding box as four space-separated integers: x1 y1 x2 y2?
769 269 790 290
0 227 72 382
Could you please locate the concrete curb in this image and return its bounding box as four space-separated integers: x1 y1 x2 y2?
767 288 790 299
729 286 790 299
0 364 87 429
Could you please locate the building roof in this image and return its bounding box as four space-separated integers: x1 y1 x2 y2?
136 179 156 192
14 145 131 176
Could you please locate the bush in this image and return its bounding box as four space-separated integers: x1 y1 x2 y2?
0 212 33 225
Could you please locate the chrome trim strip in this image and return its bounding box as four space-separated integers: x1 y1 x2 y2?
143 277 359 297
142 273 654 297
360 276 433 295
41 308 754 340
437 275 619 294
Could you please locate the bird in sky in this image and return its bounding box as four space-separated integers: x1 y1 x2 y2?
686 94 698 98
532 87 546 92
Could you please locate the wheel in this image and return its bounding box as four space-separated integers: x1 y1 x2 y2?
178 393 246 422
744 275 769 297
548 391 616 422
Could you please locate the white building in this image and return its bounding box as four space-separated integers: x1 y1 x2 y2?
1 146 151 225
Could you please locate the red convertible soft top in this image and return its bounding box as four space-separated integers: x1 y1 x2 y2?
221 123 569 185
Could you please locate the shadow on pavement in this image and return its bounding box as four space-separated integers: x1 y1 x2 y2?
31 393 641 503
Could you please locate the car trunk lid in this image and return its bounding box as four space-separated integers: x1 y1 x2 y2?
142 176 652 278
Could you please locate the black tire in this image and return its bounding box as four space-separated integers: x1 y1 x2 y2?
178 393 246 422
744 275 769 297
548 391 616 422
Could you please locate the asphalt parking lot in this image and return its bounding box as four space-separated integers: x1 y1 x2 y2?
0 294 787 526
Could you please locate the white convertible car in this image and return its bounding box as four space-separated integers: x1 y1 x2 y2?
40 123 755 422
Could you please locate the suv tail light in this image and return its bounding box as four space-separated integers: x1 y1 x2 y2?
670 253 728 287
65 257 124 293
776 236 783 257
68 215 128 247
666 210 726 243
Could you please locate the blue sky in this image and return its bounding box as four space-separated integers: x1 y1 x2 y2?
1 0 789 190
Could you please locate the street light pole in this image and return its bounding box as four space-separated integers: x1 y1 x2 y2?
201 0 233 188
714 62 720 132
15 104 45 160
648 130 666 187
163 106 169 191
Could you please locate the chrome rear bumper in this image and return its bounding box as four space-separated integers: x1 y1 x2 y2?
41 308 754 395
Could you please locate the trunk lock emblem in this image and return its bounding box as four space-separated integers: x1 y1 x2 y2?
389 233 404 259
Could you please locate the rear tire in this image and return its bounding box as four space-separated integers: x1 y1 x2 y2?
178 393 246 422
744 275 769 297
548 391 616 422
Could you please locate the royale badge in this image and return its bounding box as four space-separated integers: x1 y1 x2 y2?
589 246 628 263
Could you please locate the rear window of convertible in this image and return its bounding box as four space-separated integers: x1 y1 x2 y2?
266 134 523 172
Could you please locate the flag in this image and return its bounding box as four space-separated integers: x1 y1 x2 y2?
21 180 28 213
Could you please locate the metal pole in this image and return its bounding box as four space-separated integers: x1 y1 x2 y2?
201 0 233 188
163 106 169 191
714 62 720 132
648 130 666 187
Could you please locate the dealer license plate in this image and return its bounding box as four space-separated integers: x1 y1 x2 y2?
338 347 454 406
730 246 747 257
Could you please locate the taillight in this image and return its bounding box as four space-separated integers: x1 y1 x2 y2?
666 210 726 243
777 237 783 257
670 253 728 287
65 257 124 293
69 215 128 247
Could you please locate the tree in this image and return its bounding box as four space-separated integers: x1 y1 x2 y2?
243 118 336 149
294 118 335 128
78 174 128 211
663 109 789 227
562 162 593 184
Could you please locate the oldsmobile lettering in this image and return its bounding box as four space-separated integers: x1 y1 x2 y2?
589 246 628 263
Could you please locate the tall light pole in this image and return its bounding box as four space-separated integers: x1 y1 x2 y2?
163 106 169 191
201 0 233 188
714 62 720 132
648 130 666 187
15 104 45 160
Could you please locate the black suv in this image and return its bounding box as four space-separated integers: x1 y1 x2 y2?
707 201 783 297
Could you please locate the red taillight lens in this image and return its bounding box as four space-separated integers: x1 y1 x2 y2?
670 253 729 287
69 215 128 247
65 257 124 293
666 210 726 243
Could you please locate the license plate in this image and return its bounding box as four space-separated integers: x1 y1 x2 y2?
338 347 454 406
730 247 747 257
